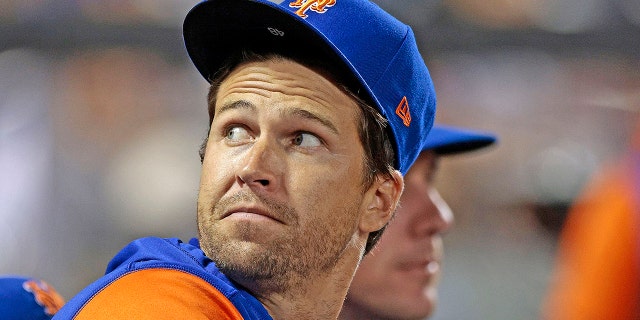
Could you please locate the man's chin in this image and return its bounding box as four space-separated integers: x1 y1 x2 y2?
389 291 437 320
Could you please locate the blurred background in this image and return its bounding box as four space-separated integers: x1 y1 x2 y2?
1 1 639 319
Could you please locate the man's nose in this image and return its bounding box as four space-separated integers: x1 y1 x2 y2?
413 187 455 237
236 136 283 193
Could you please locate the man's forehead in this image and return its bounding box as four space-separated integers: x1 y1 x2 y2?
407 151 440 180
215 60 360 118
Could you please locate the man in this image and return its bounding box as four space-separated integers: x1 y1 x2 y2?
54 0 436 319
0 275 66 320
340 125 496 320
541 132 640 320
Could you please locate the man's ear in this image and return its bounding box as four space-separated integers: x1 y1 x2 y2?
360 170 404 233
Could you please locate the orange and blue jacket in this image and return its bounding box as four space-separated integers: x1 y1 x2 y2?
53 237 272 319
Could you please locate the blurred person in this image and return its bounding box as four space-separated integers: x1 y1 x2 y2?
541 123 640 320
340 125 497 320
0 49 55 278
53 0 438 319
0 275 65 320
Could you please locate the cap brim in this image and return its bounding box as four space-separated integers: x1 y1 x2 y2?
424 125 497 155
183 0 362 90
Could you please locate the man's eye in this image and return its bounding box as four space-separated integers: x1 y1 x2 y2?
293 132 322 147
226 126 250 141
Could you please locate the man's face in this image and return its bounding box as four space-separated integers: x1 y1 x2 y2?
197 58 372 294
345 151 454 320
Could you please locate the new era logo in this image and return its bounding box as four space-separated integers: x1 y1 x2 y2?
395 96 411 127
267 27 285 36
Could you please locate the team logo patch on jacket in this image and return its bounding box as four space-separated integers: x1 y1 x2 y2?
23 279 66 316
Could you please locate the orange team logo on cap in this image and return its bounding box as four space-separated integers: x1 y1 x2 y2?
23 280 66 316
289 0 336 18
395 96 411 127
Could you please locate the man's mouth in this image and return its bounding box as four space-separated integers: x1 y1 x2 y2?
223 205 284 224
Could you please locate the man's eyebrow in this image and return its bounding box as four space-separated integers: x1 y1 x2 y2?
285 108 339 135
217 100 339 135
217 100 256 115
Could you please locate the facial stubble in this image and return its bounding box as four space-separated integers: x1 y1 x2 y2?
197 190 361 295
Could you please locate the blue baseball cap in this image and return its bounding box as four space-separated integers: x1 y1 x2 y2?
0 276 65 320
183 0 436 174
423 125 497 155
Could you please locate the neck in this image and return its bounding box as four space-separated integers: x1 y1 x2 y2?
253 244 363 319
339 301 387 320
